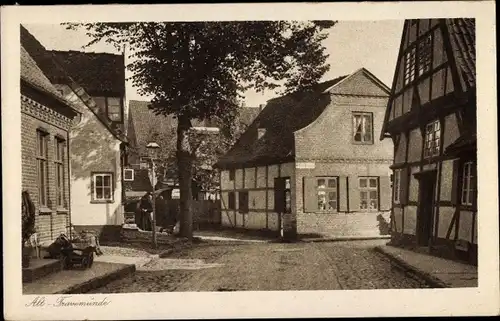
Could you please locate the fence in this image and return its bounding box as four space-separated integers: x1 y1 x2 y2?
125 199 221 230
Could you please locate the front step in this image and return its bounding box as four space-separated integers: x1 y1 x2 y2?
22 258 63 283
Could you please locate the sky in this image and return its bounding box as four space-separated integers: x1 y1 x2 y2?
24 20 404 107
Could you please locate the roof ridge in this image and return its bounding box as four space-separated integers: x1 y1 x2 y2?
50 49 123 57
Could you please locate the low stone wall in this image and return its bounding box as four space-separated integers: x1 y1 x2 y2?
120 225 177 245
296 211 392 238
73 225 122 243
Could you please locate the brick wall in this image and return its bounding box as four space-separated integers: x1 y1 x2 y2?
21 96 72 244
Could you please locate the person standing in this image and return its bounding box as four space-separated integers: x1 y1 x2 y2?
139 192 153 231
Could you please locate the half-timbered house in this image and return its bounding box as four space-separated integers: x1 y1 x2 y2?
216 68 394 240
380 19 477 264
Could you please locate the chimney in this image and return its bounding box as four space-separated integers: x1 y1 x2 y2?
259 104 266 111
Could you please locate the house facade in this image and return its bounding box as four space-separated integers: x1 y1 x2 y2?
20 44 79 245
21 26 129 241
380 19 477 264
51 50 129 241
216 68 394 239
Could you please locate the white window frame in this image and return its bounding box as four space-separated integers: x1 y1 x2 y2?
316 177 338 212
404 46 417 85
54 137 66 208
106 97 122 122
417 34 433 76
92 172 114 202
393 169 401 204
461 161 475 206
124 168 135 181
352 112 373 144
359 177 379 211
424 120 441 158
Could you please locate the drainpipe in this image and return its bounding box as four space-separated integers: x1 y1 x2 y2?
66 127 72 240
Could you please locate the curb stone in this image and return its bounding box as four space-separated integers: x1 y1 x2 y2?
301 236 391 243
56 264 136 294
374 246 449 288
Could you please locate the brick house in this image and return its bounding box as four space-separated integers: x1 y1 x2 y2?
380 19 477 264
21 26 129 241
20 43 80 245
215 68 394 239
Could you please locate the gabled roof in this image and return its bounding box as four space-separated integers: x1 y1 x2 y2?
380 18 476 140
20 45 79 115
445 18 476 90
49 50 125 96
238 107 261 127
128 100 177 156
21 25 127 142
215 75 349 169
128 99 261 156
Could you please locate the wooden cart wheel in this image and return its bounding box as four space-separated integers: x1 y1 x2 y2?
64 255 73 269
81 256 88 268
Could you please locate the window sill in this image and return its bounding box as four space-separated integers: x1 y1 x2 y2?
56 208 69 214
352 141 374 145
38 207 53 215
90 200 114 204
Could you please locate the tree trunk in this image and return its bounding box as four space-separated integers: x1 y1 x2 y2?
176 114 193 239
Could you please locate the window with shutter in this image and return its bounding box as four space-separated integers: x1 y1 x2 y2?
238 191 249 213
274 177 285 213
228 192 235 210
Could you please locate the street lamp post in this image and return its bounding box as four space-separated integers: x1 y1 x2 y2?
146 142 160 249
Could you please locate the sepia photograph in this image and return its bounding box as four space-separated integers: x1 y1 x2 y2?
2 1 498 319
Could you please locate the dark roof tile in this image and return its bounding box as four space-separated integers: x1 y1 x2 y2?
215 76 347 168
446 18 476 90
49 50 125 95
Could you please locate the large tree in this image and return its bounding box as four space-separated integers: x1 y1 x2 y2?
65 20 336 239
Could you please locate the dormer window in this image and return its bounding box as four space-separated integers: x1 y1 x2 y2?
106 97 122 122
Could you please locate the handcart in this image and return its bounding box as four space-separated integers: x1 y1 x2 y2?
56 231 101 270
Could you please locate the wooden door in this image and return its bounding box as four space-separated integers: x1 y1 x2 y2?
416 172 436 246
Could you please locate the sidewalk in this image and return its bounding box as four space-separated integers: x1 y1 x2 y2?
23 262 135 294
301 235 391 243
375 245 478 288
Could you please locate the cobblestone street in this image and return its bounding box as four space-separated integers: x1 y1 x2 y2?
88 240 429 293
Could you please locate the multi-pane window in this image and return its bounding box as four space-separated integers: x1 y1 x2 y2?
404 47 417 85
393 170 401 204
36 130 49 208
424 120 441 158
461 161 476 206
106 97 122 122
359 177 379 210
417 34 432 76
404 33 433 85
228 191 235 210
92 173 113 201
353 112 373 144
317 177 338 211
54 138 66 208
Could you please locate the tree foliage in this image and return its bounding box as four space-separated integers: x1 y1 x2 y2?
64 20 336 238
